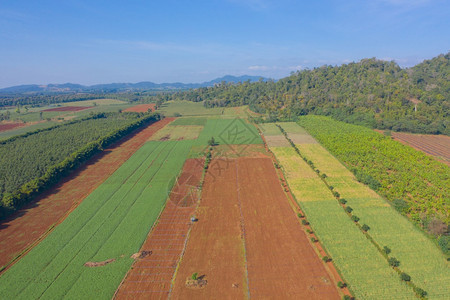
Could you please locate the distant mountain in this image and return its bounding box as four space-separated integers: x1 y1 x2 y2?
0 75 268 94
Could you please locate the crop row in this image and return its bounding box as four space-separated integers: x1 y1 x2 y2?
270 145 415 299
0 139 194 299
297 115 449 227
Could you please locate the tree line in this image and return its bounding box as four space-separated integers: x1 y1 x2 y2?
0 112 161 219
156 53 449 135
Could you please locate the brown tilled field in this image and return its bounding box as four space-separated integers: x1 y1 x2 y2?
42 106 91 112
124 104 156 112
238 157 339 299
0 122 25 132
115 158 204 300
170 156 340 299
170 158 248 299
0 118 174 272
391 132 450 166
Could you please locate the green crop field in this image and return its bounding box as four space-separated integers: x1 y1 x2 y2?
271 146 416 299
62 99 127 106
297 115 449 225
157 100 224 116
149 125 204 141
0 139 193 299
196 118 263 146
294 143 450 299
170 117 208 126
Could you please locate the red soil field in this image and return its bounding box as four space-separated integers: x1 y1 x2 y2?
0 118 174 272
170 158 248 299
115 158 204 300
238 157 339 299
124 104 156 113
0 122 25 132
391 132 450 166
42 106 91 112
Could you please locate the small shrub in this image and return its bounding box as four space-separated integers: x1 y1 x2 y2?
310 237 316 242
337 281 346 288
322 256 330 262
414 287 427 298
339 198 347 205
333 191 340 198
301 219 309 225
306 229 312 234
173 112 182 117
351 215 360 222
362 224 370 232
400 272 411 281
191 272 198 280
328 185 334 190
315 169 320 174
388 257 400 267
345 206 353 213
383 246 391 255
343 295 351 300
297 213 303 218
321 173 327 179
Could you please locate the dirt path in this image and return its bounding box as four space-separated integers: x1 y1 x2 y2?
170 159 248 299
0 118 174 272
237 157 340 299
114 159 203 300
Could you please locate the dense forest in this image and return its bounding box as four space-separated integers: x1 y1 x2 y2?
0 112 161 219
158 53 449 135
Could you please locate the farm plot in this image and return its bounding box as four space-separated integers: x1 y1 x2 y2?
0 118 174 271
42 106 91 112
124 104 156 113
271 146 415 299
0 122 25 132
296 142 450 299
0 139 194 299
149 125 203 141
170 158 248 299
237 157 339 299
157 101 224 117
391 132 450 166
115 158 204 299
170 117 207 126
62 99 127 106
196 118 263 146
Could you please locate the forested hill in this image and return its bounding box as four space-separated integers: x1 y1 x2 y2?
164 53 449 135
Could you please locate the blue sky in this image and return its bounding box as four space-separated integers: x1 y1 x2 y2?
0 0 449 87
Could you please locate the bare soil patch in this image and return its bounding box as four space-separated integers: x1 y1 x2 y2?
170 159 248 299
0 122 25 132
237 157 339 299
84 259 115 267
124 103 156 112
42 106 91 112
391 132 450 166
0 118 175 272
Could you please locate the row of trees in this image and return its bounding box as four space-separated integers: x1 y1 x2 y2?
0 112 161 219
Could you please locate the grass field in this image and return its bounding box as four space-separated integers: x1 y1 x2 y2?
149 125 204 141
0 139 194 299
196 118 263 146
157 100 224 116
271 146 415 299
169 117 208 126
62 99 127 106
296 142 450 299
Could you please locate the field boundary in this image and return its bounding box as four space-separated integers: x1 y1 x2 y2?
256 125 351 299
